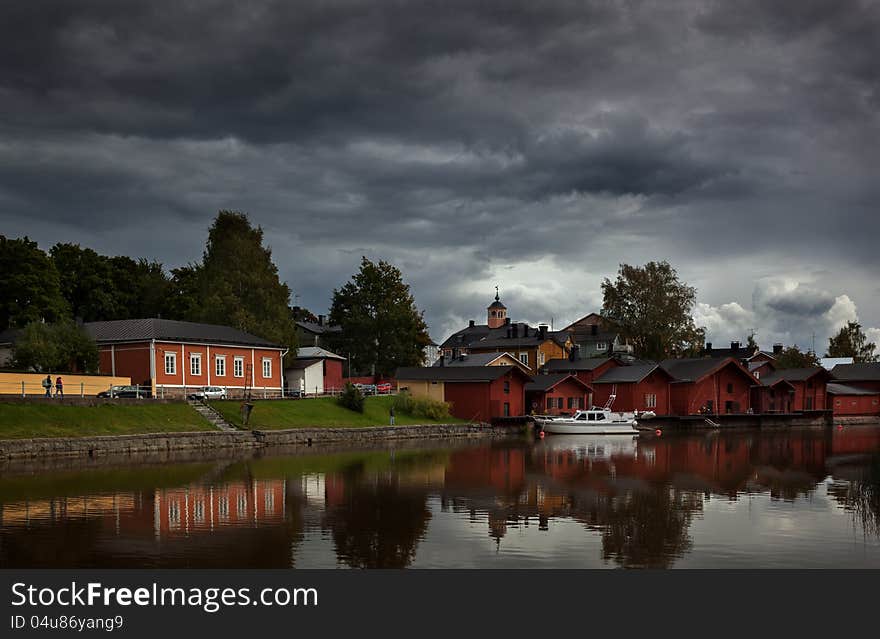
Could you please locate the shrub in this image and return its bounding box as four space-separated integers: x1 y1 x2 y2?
392 390 452 421
338 382 365 413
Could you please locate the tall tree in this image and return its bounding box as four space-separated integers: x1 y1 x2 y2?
774 345 820 369
186 211 297 349
329 257 430 376
826 321 877 363
12 320 99 373
600 261 705 361
0 236 68 331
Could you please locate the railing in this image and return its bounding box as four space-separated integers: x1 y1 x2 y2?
0 381 150 398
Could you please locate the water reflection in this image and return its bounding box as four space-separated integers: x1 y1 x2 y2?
1 426 880 568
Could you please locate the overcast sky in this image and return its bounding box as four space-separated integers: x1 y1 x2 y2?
1 0 878 350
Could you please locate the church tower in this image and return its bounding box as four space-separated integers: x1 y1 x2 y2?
487 287 507 329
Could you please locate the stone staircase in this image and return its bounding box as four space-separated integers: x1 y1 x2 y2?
187 400 238 432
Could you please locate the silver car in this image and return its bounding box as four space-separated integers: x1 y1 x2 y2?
188 386 228 400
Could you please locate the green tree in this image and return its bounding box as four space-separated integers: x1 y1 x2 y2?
0 236 69 331
746 331 759 352
600 261 705 361
826 321 877 363
185 211 297 350
774 345 820 369
329 257 431 376
12 320 98 373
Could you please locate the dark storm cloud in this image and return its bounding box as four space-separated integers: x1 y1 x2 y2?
1 0 879 344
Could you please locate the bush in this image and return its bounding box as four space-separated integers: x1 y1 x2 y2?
392 390 452 421
338 382 365 413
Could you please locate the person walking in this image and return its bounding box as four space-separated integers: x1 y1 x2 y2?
55 376 64 399
390 405 395 426
42 375 52 398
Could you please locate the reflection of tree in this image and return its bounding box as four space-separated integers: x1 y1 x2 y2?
829 456 880 537
598 488 703 568
324 478 431 568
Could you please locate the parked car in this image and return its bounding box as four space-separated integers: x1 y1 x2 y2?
284 388 303 398
355 383 377 396
376 382 392 394
98 385 150 398
187 386 228 400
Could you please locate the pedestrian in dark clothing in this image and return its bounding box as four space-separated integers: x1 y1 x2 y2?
55 376 64 399
390 405 395 426
42 375 52 398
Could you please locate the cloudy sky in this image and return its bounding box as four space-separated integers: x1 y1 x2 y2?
1 0 878 349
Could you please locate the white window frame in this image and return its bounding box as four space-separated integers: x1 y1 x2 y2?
262 357 272 379
233 356 244 378
164 352 176 376
538 352 545 366
645 393 657 409
215 355 226 377
519 352 528 366
596 342 607 351
190 353 202 377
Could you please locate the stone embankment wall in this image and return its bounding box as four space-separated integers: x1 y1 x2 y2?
0 423 516 460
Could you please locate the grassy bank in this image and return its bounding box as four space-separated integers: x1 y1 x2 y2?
210 395 466 429
0 402 214 439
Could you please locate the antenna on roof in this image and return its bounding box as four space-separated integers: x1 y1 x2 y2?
495 285 499 301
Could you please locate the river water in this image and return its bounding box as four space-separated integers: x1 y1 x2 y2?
2 426 880 568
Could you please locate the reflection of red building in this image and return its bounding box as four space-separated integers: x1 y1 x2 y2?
154 480 286 538
444 447 526 494
662 357 755 415
592 364 673 414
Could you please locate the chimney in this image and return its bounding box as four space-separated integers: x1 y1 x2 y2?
591 324 598 336
452 347 459 360
439 354 445 367
773 343 783 355
539 324 548 340
706 342 713 355
469 319 475 328
505 317 511 325
506 327 512 338
569 344 579 362
731 341 740 352
318 315 325 326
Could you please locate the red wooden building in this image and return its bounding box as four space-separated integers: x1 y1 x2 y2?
757 367 830 412
395 365 531 422
86 318 285 398
827 382 880 416
830 363 880 393
661 357 756 415
751 378 796 413
592 363 674 415
540 356 620 385
525 374 592 415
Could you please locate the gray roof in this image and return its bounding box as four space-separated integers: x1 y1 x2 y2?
827 382 879 396
525 373 589 392
296 346 345 360
296 320 341 335
593 363 667 384
0 328 21 345
396 365 528 383
432 352 515 367
661 357 751 383
439 324 492 349
84 318 281 348
831 362 880 382
285 358 322 371
760 367 829 386
542 357 614 373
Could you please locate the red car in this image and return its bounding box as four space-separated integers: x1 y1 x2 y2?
376 382 392 394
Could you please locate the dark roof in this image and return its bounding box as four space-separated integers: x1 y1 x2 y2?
439 324 492 349
84 319 281 348
702 345 761 360
593 363 667 384
396 365 529 383
831 363 880 382
432 352 515 367
296 346 345 360
488 300 506 309
760 367 830 386
827 382 879 396
0 328 21 345
661 357 753 383
285 358 322 370
525 374 590 393
296 320 341 335
542 357 614 373
570 330 618 344
471 323 569 349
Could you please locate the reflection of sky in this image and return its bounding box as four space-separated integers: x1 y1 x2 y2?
288 484 880 569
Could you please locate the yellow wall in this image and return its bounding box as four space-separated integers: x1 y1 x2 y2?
396 379 445 402
0 372 133 397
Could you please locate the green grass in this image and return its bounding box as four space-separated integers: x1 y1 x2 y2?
210 395 466 429
0 402 214 439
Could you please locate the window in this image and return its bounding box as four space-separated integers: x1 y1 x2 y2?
504 380 510 394
726 383 734 394
233 357 244 378
164 352 176 375
595 342 607 351
519 352 528 366
538 352 546 367
503 402 510 417
645 393 657 408
215 356 226 377
806 396 813 410
835 399 841 407
567 397 575 409
754 371 760 380
546 398 554 410
262 357 272 378
190 353 201 376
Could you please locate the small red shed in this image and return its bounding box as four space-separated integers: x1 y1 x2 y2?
525 374 592 415
751 378 796 413
827 383 880 417
541 356 621 386
758 367 831 412
592 363 674 415
661 357 756 416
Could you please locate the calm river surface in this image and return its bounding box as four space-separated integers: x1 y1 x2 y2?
2 426 880 568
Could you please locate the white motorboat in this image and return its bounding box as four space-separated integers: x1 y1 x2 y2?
534 394 653 435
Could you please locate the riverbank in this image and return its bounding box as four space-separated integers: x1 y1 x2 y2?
0 401 214 439
209 396 466 429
